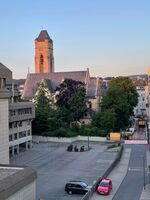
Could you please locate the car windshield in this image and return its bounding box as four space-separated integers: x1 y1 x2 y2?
81 182 88 188
99 182 109 187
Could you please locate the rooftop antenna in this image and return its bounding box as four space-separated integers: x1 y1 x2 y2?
41 25 43 30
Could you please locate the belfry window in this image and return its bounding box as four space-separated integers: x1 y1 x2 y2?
40 55 44 65
40 54 44 73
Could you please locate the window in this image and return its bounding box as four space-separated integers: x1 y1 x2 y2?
40 54 44 73
40 54 44 64
9 135 13 141
14 133 18 140
10 110 16 116
9 123 12 129
18 121 22 127
13 122 17 128
27 130 30 136
18 108 32 115
19 131 26 138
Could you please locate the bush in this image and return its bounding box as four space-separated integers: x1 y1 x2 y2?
70 122 80 132
107 144 118 149
54 127 68 137
67 144 73 152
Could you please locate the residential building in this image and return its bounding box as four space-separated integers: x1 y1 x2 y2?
0 88 10 164
134 86 146 117
0 62 35 158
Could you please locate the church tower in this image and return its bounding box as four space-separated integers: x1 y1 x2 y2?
35 30 54 73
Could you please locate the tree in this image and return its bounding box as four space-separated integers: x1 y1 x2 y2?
101 86 130 131
32 80 57 134
109 77 138 115
33 80 53 107
92 109 117 135
55 79 87 123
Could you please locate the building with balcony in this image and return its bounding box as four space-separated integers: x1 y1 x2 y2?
0 62 35 158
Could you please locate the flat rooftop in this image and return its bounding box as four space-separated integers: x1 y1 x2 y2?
0 165 36 200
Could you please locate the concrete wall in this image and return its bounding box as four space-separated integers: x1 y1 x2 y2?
7 181 36 200
0 98 9 164
33 135 106 143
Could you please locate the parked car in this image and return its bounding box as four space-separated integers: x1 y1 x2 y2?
65 181 91 194
97 178 112 195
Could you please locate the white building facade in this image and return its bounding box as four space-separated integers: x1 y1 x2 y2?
9 102 35 157
134 86 146 117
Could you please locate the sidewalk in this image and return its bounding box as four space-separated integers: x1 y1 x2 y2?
90 148 131 200
140 151 150 200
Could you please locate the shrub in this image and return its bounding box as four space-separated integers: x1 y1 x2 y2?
54 127 68 137
107 144 117 149
70 122 80 132
67 144 73 151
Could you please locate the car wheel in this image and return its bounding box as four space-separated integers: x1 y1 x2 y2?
68 190 72 194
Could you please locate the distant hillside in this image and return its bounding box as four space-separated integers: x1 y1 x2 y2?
128 74 147 79
14 79 26 85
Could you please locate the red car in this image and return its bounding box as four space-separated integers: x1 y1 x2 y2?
97 178 112 195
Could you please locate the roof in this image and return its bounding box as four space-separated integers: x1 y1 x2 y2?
87 77 102 97
101 178 111 183
35 30 53 42
22 70 88 100
0 62 12 84
0 164 36 199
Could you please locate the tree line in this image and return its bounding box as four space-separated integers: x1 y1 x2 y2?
32 77 138 137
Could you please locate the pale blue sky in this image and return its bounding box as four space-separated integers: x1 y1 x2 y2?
0 0 150 78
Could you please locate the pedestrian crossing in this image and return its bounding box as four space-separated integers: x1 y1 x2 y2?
125 140 147 144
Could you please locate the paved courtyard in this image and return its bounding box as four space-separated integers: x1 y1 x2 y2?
10 141 119 200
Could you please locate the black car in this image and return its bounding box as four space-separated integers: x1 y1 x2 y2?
65 181 91 194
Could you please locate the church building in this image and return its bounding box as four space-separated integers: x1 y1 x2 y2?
22 30 102 111
35 30 54 73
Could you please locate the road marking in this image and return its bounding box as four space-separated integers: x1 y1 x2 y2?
125 140 147 144
128 167 147 171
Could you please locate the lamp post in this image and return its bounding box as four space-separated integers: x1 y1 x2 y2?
88 133 90 150
143 155 146 190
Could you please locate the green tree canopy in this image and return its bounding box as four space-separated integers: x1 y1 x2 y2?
55 79 87 122
32 80 57 134
101 86 130 131
92 109 117 135
109 77 138 115
33 80 53 108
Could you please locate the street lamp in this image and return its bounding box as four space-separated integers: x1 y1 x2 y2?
87 133 90 150
142 155 146 190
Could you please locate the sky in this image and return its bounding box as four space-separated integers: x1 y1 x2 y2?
0 0 150 78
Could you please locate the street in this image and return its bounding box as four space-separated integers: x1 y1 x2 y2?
113 144 147 200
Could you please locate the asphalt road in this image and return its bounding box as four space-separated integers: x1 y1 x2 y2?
112 120 148 200
113 144 147 200
10 141 118 200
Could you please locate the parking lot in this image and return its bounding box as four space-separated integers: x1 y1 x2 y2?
10 141 119 200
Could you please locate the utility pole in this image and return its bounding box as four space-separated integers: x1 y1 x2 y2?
143 155 146 190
